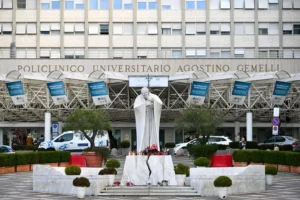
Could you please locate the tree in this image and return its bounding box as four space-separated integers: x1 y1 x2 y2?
175 105 224 144
64 109 111 150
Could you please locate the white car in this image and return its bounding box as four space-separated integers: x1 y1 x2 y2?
174 136 232 154
38 131 110 151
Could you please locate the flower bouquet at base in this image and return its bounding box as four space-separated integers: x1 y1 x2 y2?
141 144 167 156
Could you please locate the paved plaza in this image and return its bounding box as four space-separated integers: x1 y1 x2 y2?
0 170 300 200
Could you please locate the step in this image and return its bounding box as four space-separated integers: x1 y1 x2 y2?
101 190 196 193
99 193 200 196
104 186 194 190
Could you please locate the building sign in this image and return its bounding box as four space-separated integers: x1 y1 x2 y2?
229 81 251 105
88 81 111 105
270 81 291 105
5 81 27 105
272 125 279 135
52 122 59 139
47 81 69 105
187 81 210 105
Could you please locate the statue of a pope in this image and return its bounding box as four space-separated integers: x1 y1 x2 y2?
134 87 162 152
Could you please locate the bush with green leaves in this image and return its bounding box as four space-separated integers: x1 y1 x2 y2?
174 163 189 176
99 167 117 175
214 176 232 187
15 153 29 165
3 153 16 166
73 177 91 187
65 165 81 175
232 150 250 162
120 140 130 148
249 150 264 163
263 151 280 164
286 152 300 166
265 166 277 175
0 154 7 167
189 144 218 159
106 159 121 169
60 151 71 162
194 157 210 167
165 143 176 148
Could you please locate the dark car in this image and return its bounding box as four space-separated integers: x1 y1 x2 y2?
0 145 15 153
292 141 300 152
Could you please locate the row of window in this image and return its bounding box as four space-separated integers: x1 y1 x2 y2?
1 48 299 59
1 0 300 10
1 22 299 36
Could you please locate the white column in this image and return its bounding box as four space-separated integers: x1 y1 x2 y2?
234 121 240 142
9 132 12 147
246 112 253 141
58 122 63 135
44 112 51 142
0 128 3 145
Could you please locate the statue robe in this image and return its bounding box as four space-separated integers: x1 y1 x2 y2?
134 93 162 152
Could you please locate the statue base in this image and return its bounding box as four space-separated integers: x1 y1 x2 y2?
121 155 177 186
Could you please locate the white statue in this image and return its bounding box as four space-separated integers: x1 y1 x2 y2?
134 87 162 152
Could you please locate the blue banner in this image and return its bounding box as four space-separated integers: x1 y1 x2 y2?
6 81 25 96
229 81 251 105
6 81 27 105
190 81 210 97
273 81 291 96
88 81 108 96
47 81 66 96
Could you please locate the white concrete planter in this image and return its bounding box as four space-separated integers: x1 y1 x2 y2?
266 175 274 185
175 174 186 186
216 187 228 199
76 187 86 199
107 175 115 186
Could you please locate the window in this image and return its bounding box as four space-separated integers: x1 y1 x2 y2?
64 48 84 59
16 48 37 58
235 49 245 58
162 23 182 35
113 48 133 58
90 0 109 9
283 0 300 9
40 23 60 35
40 48 61 58
100 24 109 34
210 50 220 58
185 49 206 58
137 23 158 35
258 0 278 9
172 49 182 58
258 23 278 35
234 23 254 35
65 0 84 9
210 0 220 9
294 24 300 35
259 49 268 58
64 23 85 34
114 0 133 9
220 0 230 9
186 0 206 9
283 49 293 58
221 51 230 58
283 23 300 35
210 23 230 35
0 23 12 35
1 0 13 9
0 48 10 58
162 0 181 10
186 23 206 35
17 0 37 9
138 1 146 9
148 0 157 9
137 48 158 58
17 0 26 9
55 133 73 142
42 0 60 9
89 23 109 35
16 23 37 34
113 23 133 35
88 48 109 58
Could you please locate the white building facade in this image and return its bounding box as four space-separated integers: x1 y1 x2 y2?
0 0 300 148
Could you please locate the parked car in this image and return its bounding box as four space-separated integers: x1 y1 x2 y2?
259 136 299 146
174 136 232 154
38 131 110 151
0 145 15 153
292 141 300 152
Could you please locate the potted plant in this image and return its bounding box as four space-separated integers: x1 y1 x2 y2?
265 165 277 185
64 109 111 167
120 140 130 156
73 177 90 199
99 168 117 186
232 150 249 166
213 176 232 199
106 159 121 169
165 142 176 156
194 157 210 167
174 163 189 186
65 165 81 175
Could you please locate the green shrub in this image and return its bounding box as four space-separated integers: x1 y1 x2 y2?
217 145 228 150
15 153 29 165
232 150 250 162
106 159 121 169
37 151 61 163
249 150 264 163
60 151 71 162
99 167 117 175
276 151 287 165
263 151 280 164
190 144 218 159
120 140 130 148
0 154 6 167
4 154 16 166
27 152 38 164
213 176 232 187
65 165 81 175
174 163 189 176
165 142 176 148
73 177 90 187
286 152 300 166
265 166 277 175
194 157 209 167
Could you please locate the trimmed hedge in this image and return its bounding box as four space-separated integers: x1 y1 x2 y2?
214 176 232 187
265 166 277 175
60 151 71 162
286 152 300 166
232 150 250 162
249 150 264 163
194 157 209 167
189 144 218 159
0 154 16 167
229 141 258 149
120 140 130 148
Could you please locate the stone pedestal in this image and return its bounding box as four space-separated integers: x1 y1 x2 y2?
121 155 177 186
